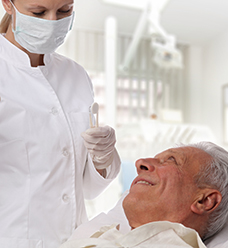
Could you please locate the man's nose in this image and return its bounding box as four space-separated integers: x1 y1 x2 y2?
135 158 158 174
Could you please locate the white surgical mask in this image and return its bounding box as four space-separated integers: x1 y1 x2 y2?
10 1 74 54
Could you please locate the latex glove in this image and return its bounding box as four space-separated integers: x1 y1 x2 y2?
81 125 116 170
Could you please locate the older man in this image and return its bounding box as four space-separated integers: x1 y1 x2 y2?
60 142 228 248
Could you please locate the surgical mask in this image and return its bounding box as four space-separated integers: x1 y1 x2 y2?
10 1 74 54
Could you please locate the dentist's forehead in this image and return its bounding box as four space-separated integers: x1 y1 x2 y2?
20 0 74 6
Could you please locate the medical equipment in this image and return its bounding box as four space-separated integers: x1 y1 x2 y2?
89 102 99 128
106 0 183 71
151 36 183 69
82 103 118 169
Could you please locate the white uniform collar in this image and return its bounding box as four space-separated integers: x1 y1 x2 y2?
0 33 51 68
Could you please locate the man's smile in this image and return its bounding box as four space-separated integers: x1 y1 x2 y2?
135 180 153 186
132 177 155 187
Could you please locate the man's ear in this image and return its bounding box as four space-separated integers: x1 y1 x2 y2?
2 0 13 14
191 189 222 215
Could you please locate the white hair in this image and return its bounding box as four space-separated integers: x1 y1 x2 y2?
179 142 228 240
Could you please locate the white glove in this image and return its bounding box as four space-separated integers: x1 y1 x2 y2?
81 125 116 170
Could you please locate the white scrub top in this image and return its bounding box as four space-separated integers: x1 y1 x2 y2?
0 34 120 248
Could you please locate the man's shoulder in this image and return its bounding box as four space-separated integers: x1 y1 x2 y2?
60 221 207 248
124 221 207 248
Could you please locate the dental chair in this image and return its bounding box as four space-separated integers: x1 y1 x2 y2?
205 221 228 248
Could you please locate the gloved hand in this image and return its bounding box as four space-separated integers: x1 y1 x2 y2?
81 125 116 170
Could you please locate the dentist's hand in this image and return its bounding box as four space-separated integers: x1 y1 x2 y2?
81 126 116 170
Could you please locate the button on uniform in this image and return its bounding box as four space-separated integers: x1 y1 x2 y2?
62 194 70 204
62 148 69 157
50 107 59 116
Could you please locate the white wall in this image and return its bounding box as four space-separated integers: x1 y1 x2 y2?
184 29 228 146
202 30 228 145
184 46 203 124
0 4 4 19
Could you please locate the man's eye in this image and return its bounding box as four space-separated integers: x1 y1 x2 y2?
168 156 177 164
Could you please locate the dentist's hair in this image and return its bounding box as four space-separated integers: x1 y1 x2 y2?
180 142 228 240
0 13 11 33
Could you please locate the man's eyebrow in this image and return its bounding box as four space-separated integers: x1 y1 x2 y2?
155 149 183 157
154 149 177 158
168 149 182 155
167 149 177 153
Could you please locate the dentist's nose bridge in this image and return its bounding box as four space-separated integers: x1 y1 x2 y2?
46 12 58 20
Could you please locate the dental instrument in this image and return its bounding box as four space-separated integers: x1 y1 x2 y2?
89 102 99 128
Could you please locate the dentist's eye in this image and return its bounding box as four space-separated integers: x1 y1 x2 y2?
59 9 71 13
32 11 45 16
58 5 73 14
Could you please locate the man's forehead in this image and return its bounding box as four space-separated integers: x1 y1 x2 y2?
155 146 212 163
158 146 199 154
155 147 186 157
155 146 205 158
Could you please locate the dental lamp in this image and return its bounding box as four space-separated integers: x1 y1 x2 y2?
150 32 183 69
100 0 183 71
148 7 183 69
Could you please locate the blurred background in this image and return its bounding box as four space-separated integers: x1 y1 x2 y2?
1 0 228 219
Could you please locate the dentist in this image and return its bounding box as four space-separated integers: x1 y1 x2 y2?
0 0 121 247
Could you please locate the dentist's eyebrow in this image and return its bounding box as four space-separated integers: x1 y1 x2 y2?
28 6 45 10
62 3 74 8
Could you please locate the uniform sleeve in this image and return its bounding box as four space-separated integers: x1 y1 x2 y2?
83 149 121 200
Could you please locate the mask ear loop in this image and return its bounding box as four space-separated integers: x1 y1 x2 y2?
9 0 17 32
69 11 75 31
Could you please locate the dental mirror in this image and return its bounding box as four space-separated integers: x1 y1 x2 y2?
89 102 99 128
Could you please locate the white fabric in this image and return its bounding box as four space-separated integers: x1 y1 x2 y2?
60 221 206 248
68 191 131 240
0 34 120 248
